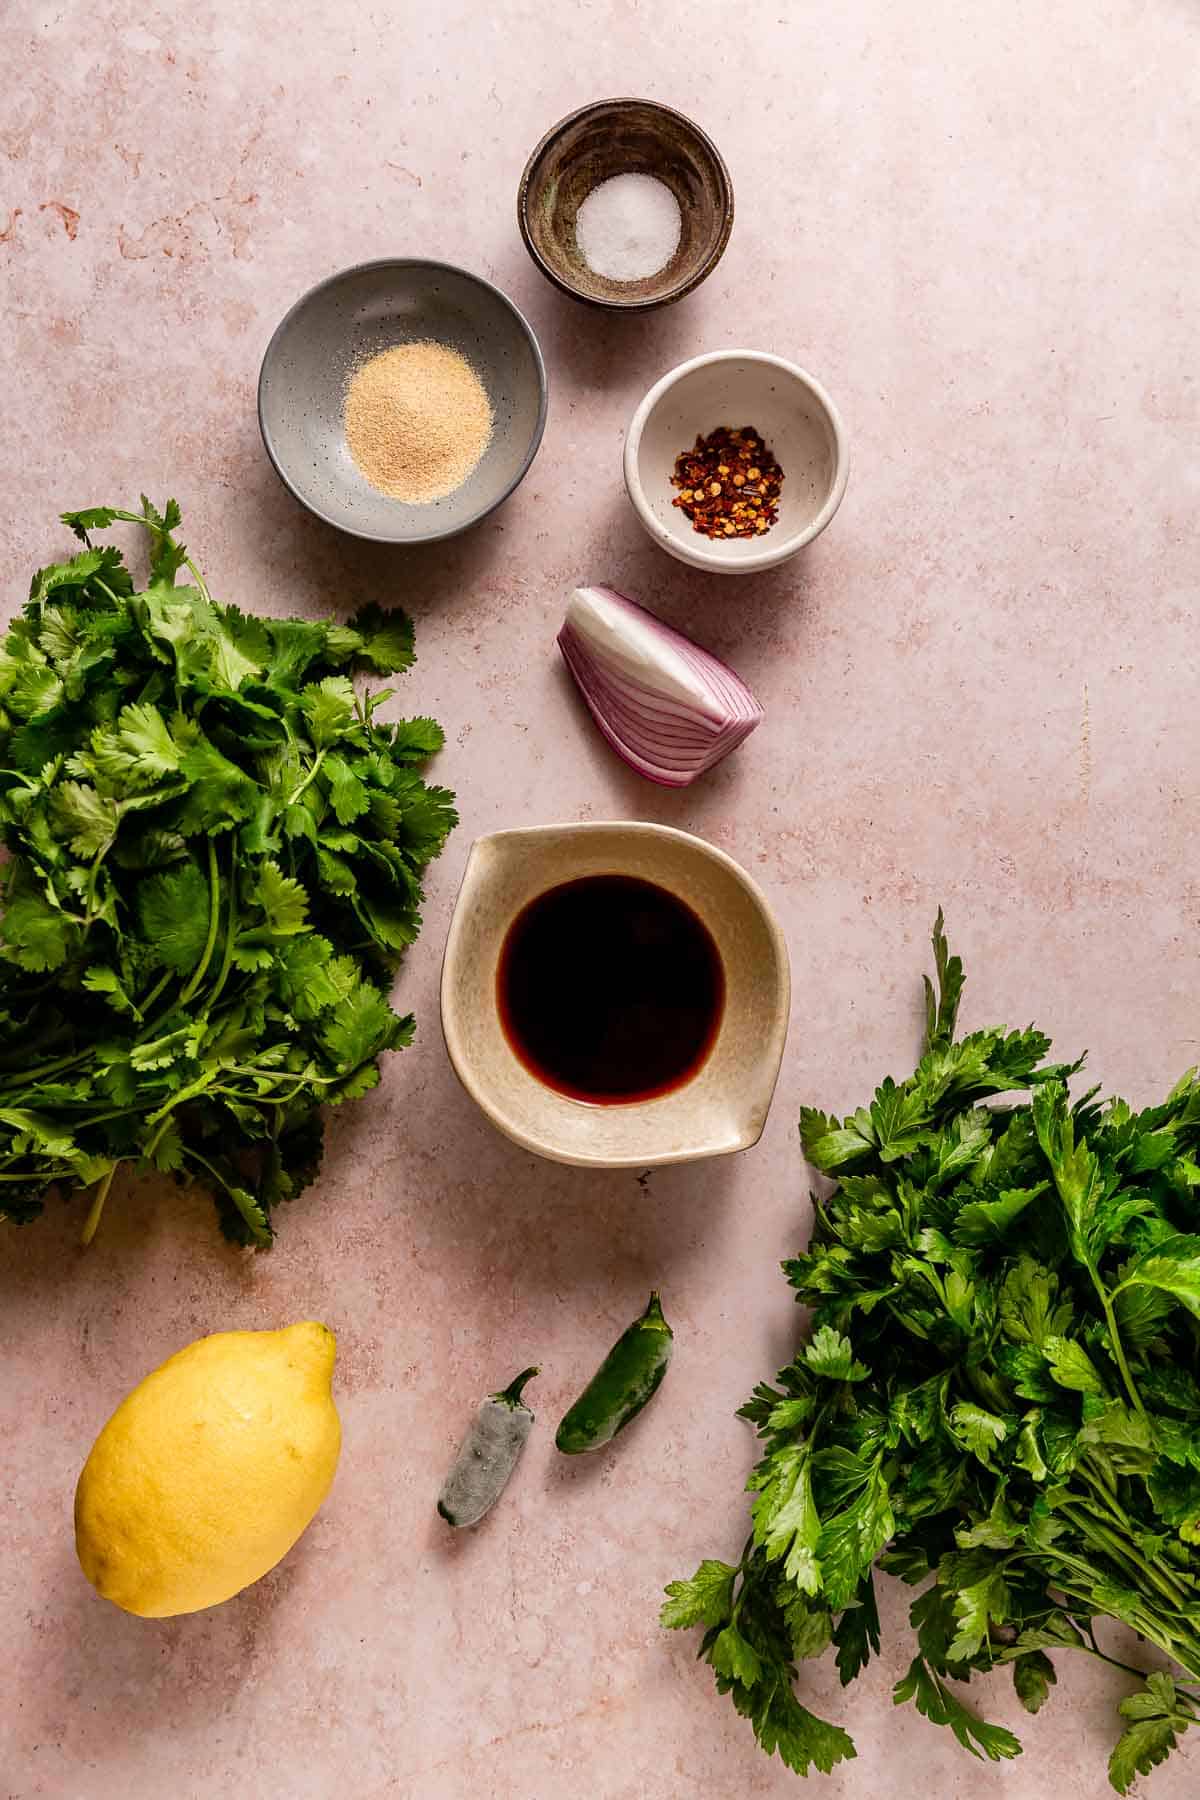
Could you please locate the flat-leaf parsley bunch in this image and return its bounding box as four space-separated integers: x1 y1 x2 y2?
665 916 1200 1792
0 500 456 1244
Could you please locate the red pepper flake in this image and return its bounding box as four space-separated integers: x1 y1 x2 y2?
670 425 784 539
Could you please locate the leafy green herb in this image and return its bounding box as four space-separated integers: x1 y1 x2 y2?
664 912 1200 1789
0 500 455 1243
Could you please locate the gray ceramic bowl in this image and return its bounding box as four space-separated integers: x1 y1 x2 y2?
258 259 548 544
518 98 733 311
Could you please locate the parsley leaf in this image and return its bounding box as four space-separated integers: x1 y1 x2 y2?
660 1560 737 1629
804 1324 869 1382
894 1657 1021 1762
668 913 1200 1793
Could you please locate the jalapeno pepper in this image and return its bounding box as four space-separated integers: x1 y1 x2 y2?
437 1365 539 1527
555 1292 673 1455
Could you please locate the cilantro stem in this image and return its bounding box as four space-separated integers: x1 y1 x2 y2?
80 1162 118 1245
145 1069 219 1129
139 969 173 1014
178 839 221 1005
183 553 212 605
0 1048 87 1089
200 853 240 1019
286 748 327 808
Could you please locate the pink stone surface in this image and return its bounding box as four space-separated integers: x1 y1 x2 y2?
2 2 1198 1795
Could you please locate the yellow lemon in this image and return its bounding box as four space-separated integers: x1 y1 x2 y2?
74 1321 341 1618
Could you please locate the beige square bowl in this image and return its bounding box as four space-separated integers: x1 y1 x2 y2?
439 821 790 1168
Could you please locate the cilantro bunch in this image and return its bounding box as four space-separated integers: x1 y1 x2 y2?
665 916 1200 1791
0 501 455 1244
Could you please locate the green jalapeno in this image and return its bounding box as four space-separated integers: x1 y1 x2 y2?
437 1365 539 1527
556 1292 673 1455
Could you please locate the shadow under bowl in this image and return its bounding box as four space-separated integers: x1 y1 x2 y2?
518 97 733 311
258 258 548 544
440 821 790 1168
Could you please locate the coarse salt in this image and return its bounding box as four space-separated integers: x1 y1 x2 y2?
574 172 682 283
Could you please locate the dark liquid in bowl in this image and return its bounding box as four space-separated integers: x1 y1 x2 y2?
497 873 725 1104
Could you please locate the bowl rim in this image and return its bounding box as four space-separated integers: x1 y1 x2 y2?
622 348 850 573
439 818 791 1168
516 96 734 312
256 256 549 545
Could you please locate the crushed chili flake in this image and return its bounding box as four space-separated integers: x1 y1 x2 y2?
670 425 784 540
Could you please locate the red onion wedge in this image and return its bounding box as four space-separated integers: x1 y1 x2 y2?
557 585 764 788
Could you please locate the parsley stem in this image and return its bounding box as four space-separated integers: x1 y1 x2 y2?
1073 1639 1161 1682
80 1161 118 1246
1060 1503 1187 1607
179 839 221 1005
1090 1270 1146 1416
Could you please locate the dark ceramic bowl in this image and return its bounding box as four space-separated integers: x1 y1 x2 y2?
258 259 548 544
518 98 734 311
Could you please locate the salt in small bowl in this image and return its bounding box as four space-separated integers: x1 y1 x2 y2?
518 97 734 311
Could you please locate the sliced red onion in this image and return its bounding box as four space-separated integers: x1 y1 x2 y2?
557 585 764 788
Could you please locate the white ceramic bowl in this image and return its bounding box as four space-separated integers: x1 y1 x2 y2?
623 349 849 573
440 821 790 1168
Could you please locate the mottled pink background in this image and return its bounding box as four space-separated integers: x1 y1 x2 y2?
2 2 1198 1796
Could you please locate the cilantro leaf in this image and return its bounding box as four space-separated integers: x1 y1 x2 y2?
300 676 357 747
254 861 309 936
136 863 211 972
318 980 402 1069
115 702 182 776
390 716 446 762
61 505 119 538
347 601 415 673
0 501 454 1243
323 752 370 825
50 781 120 858
81 965 142 1019
0 891 75 971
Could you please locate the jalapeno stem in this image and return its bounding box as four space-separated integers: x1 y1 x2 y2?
492 1365 540 1408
